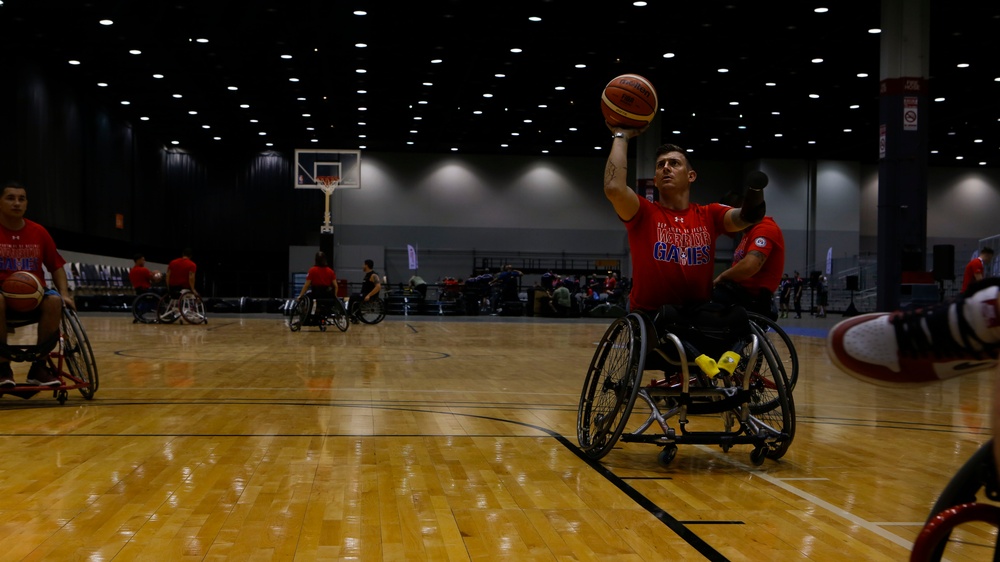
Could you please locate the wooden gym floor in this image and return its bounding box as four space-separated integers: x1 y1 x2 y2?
0 312 994 561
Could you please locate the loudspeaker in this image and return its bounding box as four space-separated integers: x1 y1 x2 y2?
846 275 859 291
809 270 821 289
933 244 955 281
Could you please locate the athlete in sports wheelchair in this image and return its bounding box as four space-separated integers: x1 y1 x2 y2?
289 290 350 332
0 306 98 404
577 302 794 468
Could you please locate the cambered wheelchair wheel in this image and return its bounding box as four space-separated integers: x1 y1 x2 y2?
733 328 795 460
357 297 386 324
60 308 99 399
132 293 161 324
289 297 309 332
577 313 647 460
180 292 207 324
156 295 180 324
748 312 799 391
329 299 350 332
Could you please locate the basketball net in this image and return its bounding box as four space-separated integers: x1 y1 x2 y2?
316 175 340 234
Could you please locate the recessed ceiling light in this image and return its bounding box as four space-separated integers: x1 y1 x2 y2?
240 104 249 109
809 94 820 99
68 60 81 65
172 94 182 98
195 38 208 43
97 82 108 87
355 69 366 73
935 97 946 102
957 63 970 68
280 54 292 59
353 10 366 15
153 74 164 79
815 7 829 13
868 28 881 34
718 68 729 73
120 100 130 105
528 16 541 22
289 77 299 82
430 59 442 64
99 19 113 26
188 111 197 115
857 73 869 78
227 86 238 91
575 64 586 68
663 53 675 59
355 43 367 48
510 48 522 53
171 141 179 145
202 125 210 129
129 49 141 55
812 58 823 63
140 116 149 121
302 113 311 117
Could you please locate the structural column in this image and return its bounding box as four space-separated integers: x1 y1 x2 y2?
876 0 930 311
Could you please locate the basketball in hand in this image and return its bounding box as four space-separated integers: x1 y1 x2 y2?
2 271 45 313
601 73 658 129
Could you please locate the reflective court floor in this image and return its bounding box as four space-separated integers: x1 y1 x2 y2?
0 312 993 561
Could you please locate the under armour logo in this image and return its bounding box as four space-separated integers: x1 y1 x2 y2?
674 217 685 223
10 236 18 240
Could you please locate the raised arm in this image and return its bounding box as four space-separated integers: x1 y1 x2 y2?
604 127 642 221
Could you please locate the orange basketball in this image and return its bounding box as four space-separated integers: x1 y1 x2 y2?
601 73 659 129
2 271 44 313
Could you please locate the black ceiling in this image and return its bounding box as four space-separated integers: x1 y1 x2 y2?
3 1 999 166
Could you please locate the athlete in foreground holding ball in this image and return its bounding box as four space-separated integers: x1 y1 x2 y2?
605 124 768 315
0 180 75 387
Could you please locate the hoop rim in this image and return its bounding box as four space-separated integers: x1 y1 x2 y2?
316 175 341 194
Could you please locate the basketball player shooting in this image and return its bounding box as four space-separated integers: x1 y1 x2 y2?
601 75 767 314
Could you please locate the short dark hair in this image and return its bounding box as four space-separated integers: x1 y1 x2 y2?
982 247 994 255
182 247 193 258
314 251 328 267
2 180 25 194
655 143 693 170
133 253 144 262
364 259 374 268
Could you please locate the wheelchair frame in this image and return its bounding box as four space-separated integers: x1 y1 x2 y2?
577 311 795 468
0 307 99 404
132 290 207 325
289 293 350 332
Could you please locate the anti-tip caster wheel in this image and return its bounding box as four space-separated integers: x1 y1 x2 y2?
658 445 678 468
750 446 767 466
57 390 68 405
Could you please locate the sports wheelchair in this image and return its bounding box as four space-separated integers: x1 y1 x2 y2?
289 292 350 332
0 307 99 404
132 289 207 325
577 304 794 467
910 439 1000 561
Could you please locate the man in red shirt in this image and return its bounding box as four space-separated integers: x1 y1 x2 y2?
962 247 994 293
166 248 198 298
129 253 154 293
604 130 767 314
0 181 74 387
713 216 786 319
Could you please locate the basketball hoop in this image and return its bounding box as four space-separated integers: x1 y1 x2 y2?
316 175 340 233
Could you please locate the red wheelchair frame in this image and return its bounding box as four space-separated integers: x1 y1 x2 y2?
0 308 98 404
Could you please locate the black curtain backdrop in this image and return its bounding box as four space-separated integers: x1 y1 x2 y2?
1 56 306 298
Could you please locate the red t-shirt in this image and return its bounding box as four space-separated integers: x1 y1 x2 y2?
167 257 197 289
0 219 66 288
732 217 785 294
307 266 337 288
130 266 153 290
624 198 729 312
962 256 986 292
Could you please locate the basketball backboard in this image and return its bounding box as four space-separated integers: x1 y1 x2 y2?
294 149 361 189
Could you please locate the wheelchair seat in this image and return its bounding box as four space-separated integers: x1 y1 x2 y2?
646 302 751 371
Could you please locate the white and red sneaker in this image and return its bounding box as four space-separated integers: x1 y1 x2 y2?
826 280 1000 386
